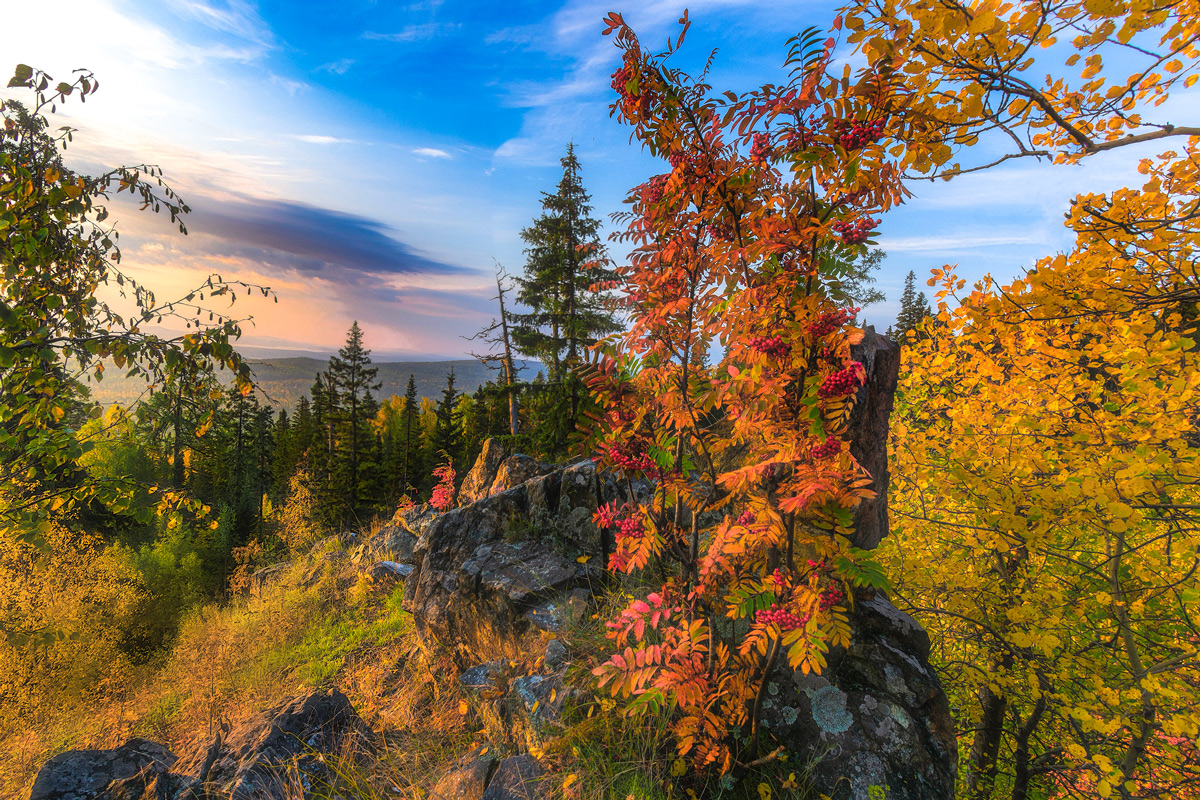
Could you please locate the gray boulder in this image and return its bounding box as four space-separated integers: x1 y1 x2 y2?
491 455 550 496
365 560 413 588
174 688 373 799
759 592 956 800
407 495 600 666
430 745 498 800
352 524 416 565
480 755 547 800
459 438 508 505
30 739 177 800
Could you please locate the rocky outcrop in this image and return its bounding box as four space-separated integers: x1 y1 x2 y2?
430 746 498 800
30 739 179 800
430 749 546 800
751 330 954 800
759 593 955 800
481 755 547 800
175 688 373 798
404 451 618 667
31 690 374 800
459 438 509 504
848 327 900 550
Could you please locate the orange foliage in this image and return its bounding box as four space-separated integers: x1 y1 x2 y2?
584 12 901 772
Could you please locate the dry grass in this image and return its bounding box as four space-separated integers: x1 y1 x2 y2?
0 522 820 800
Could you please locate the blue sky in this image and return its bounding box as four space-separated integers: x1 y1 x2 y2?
4 0 1192 359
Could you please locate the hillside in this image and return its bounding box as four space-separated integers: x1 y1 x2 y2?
84 357 544 412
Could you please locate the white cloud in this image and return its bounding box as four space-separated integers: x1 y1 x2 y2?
362 23 459 43
295 134 354 145
163 0 274 45
881 233 1049 253
317 58 355 75
413 147 452 159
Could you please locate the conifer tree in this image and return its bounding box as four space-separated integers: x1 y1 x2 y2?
893 270 932 345
328 321 381 518
430 370 462 467
511 143 620 381
399 375 422 498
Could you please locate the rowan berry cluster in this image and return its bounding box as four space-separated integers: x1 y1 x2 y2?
749 335 791 358
706 220 734 242
750 132 773 164
819 586 845 611
736 509 755 526
832 118 885 149
608 442 655 472
611 52 656 118
810 439 841 460
807 307 860 338
617 515 644 541
832 217 879 245
642 174 669 205
765 568 788 591
757 604 809 631
782 127 811 152
817 363 865 398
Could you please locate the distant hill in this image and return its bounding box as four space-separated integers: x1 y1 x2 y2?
85 357 543 412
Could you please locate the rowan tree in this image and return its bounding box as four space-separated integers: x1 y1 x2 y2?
585 13 907 776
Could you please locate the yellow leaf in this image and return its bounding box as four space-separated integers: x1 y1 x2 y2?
458 701 469 715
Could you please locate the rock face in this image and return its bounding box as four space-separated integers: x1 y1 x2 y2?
480 755 547 800
32 690 376 800
759 593 956 800
30 739 178 800
753 329 954 800
458 438 509 504
174 688 373 799
848 327 901 550
430 746 498 800
404 452 615 667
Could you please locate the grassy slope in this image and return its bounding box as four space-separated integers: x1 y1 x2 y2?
0 529 809 800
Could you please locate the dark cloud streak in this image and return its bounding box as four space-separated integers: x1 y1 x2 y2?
190 196 463 278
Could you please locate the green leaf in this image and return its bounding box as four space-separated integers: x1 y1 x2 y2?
8 64 33 87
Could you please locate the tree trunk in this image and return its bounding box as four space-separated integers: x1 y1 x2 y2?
497 273 520 436
967 681 1007 800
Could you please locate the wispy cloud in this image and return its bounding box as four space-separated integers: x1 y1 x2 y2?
881 233 1049 253
164 0 275 46
413 147 451 159
190 197 465 279
294 134 354 145
362 23 459 43
269 74 310 95
316 58 355 75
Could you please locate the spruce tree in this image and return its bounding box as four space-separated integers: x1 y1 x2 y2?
308 372 337 523
399 375 422 498
328 321 381 518
430 370 462 467
510 143 620 381
894 270 933 346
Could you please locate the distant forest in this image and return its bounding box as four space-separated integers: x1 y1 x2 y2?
85 357 544 411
